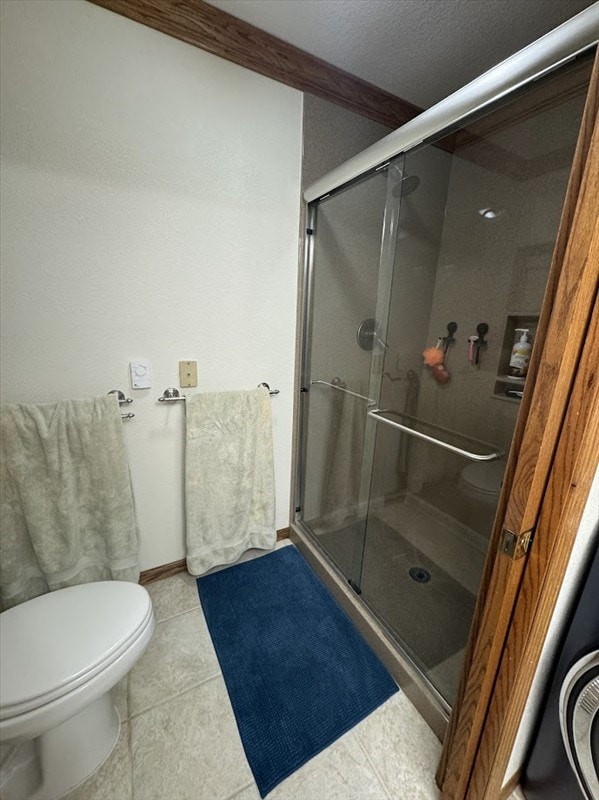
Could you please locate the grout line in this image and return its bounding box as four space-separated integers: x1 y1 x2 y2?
352 723 395 800
130 671 222 719
153 604 202 625
127 715 135 800
220 780 256 800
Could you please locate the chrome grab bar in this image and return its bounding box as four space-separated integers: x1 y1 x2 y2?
311 380 375 404
386 409 494 452
367 409 501 462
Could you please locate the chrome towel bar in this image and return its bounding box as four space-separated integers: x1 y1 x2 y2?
158 383 280 402
367 409 501 462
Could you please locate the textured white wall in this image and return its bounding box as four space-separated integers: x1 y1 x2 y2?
0 0 303 570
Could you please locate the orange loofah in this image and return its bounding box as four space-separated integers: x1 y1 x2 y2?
422 347 445 366
422 346 450 383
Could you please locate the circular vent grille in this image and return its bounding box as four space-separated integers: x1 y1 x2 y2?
559 650 599 800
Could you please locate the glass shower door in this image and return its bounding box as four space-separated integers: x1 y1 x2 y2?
299 157 403 587
358 54 593 705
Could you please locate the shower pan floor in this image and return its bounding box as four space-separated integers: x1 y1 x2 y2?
318 516 476 701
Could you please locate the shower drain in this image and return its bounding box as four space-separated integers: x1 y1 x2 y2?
408 566 431 584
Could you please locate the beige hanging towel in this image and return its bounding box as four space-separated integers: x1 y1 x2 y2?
0 396 139 610
185 387 276 575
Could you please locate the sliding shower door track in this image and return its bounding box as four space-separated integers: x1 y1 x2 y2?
290 520 450 740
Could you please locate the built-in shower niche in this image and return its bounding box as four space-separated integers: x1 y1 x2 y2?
493 313 539 403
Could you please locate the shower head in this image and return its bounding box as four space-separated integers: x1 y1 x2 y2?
387 164 420 197
391 173 420 198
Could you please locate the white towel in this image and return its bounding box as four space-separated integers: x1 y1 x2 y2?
185 388 276 574
0 396 139 610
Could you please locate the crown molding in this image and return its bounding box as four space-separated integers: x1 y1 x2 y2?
88 0 422 131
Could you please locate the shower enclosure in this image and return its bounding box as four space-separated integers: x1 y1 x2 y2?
294 29 596 728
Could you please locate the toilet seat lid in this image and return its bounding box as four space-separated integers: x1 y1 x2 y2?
0 581 151 715
461 460 505 495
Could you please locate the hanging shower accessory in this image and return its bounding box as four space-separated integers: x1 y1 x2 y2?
424 322 456 384
441 322 458 357
467 323 489 366
468 336 479 364
423 346 450 384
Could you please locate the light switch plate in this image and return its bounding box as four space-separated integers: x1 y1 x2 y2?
130 359 151 389
179 360 198 388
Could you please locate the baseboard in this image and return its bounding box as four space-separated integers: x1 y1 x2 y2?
139 558 187 585
139 527 291 585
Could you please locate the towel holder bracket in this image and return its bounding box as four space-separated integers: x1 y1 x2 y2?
108 390 135 420
108 389 133 404
258 383 280 396
158 388 186 403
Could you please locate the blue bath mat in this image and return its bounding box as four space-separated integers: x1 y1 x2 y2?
197 546 398 797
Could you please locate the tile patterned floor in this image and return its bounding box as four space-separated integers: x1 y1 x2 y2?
65 544 443 800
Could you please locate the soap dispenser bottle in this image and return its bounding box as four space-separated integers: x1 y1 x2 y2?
508 328 532 378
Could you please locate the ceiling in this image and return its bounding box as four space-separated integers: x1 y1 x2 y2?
206 0 596 108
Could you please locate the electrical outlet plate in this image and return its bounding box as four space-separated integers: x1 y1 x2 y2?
179 360 198 388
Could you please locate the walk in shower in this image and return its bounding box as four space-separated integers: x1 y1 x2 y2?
294 26 596 726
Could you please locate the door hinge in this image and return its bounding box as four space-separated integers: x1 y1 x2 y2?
500 528 534 560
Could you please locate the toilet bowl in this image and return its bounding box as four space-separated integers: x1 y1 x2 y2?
458 460 505 507
0 581 155 800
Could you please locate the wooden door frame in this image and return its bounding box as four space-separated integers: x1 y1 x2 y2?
437 51 599 799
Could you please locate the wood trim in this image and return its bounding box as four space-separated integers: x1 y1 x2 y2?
139 558 187 585
139 528 292 584
471 125 599 799
498 771 521 800
87 0 422 131
86 0 591 185
437 51 599 799
476 269 599 799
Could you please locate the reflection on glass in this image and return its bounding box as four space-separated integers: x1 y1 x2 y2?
301 163 394 585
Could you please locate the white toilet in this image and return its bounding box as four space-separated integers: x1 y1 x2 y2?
458 460 505 507
0 581 155 800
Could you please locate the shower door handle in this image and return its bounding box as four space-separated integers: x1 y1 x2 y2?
367 409 501 462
